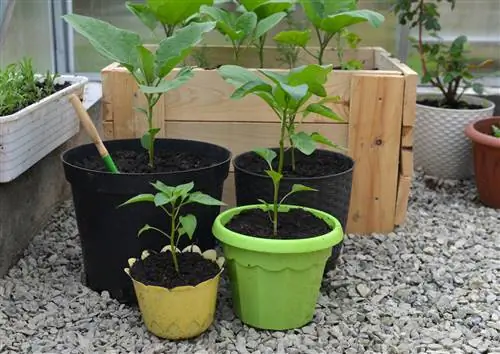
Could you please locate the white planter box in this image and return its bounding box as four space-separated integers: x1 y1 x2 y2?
0 75 88 183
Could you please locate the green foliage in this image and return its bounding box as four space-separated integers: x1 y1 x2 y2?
0 58 61 116
274 0 384 65
492 125 500 138
120 181 225 272
63 13 215 167
218 63 344 236
392 0 490 108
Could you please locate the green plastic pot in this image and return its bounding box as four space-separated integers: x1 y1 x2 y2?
212 204 343 330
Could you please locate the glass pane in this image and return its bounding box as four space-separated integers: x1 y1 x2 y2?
72 0 398 72
0 0 52 72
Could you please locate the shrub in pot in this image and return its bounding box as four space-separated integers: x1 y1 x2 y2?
217 63 354 269
61 13 231 303
122 181 225 339
213 64 345 330
393 0 495 180
465 117 500 209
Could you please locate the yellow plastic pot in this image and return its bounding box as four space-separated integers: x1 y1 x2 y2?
124 245 225 340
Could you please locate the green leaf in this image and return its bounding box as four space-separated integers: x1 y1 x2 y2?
147 0 213 26
235 11 258 41
155 21 215 77
240 0 293 18
253 148 277 168
139 67 194 94
291 131 316 155
174 182 195 197
119 194 155 207
288 64 332 96
320 10 385 34
278 82 308 102
273 30 311 47
258 69 286 83
188 192 226 206
323 0 356 14
492 125 500 138
138 224 154 236
300 0 324 28
303 103 343 121
218 65 263 86
179 214 197 239
141 132 152 150
200 6 241 40
154 192 174 206
265 169 282 185
255 12 287 39
151 181 175 196
471 82 484 95
137 45 155 84
290 183 318 193
310 132 345 150
63 13 141 67
231 80 273 99
126 2 158 31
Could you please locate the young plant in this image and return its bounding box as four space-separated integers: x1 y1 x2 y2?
119 181 225 272
274 0 384 65
63 14 215 168
276 13 307 69
218 63 345 235
393 0 492 108
492 125 500 138
200 0 291 66
126 0 214 36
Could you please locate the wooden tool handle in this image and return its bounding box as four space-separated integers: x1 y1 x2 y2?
69 94 108 157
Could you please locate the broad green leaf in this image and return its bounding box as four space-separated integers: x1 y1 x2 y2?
200 6 241 40
320 10 385 34
138 224 154 236
231 80 273 99
137 45 155 84
291 131 316 155
126 2 158 31
147 0 213 26
273 30 311 47
300 0 324 27
154 192 174 206
235 11 258 40
255 12 287 39
303 103 343 121
240 0 293 18
218 65 263 86
155 21 215 77
63 14 141 67
310 132 346 150
141 132 152 150
179 214 197 239
290 183 318 193
278 82 308 102
253 148 277 168
323 0 356 14
258 69 286 84
265 169 282 185
174 182 195 196
288 64 332 96
119 194 155 207
151 181 175 196
188 192 226 206
139 67 194 94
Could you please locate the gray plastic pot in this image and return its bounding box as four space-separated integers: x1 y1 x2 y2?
413 94 495 180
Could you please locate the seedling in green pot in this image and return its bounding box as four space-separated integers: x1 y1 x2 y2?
218 63 345 236
274 0 384 66
120 181 225 272
492 125 500 138
63 14 215 168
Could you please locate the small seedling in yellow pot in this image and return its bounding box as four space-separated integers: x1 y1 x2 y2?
121 181 225 340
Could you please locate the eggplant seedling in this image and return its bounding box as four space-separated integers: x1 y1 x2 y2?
120 181 225 272
492 125 500 138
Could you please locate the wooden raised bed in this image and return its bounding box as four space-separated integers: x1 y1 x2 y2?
101 46 417 234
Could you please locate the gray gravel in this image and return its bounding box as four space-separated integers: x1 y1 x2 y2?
1 172 499 354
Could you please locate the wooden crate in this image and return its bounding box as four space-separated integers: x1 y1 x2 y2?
101 46 417 234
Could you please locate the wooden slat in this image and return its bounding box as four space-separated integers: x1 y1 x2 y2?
164 121 349 172
102 121 114 140
394 176 412 225
346 74 405 234
401 126 413 148
400 148 414 178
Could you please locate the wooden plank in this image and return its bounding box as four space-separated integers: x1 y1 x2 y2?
394 176 412 225
346 74 405 234
164 121 349 172
222 172 236 209
401 126 413 148
161 69 352 123
400 148 414 178
102 121 114 140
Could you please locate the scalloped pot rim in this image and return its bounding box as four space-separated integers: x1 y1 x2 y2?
212 204 344 254
124 245 225 291
416 93 495 113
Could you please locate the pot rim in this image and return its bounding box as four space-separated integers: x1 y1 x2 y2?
61 138 232 176
416 93 495 112
212 204 343 254
465 116 500 148
233 148 355 181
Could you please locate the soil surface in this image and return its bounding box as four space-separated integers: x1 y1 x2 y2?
237 149 352 178
77 150 218 173
418 98 484 110
129 251 220 288
225 208 331 240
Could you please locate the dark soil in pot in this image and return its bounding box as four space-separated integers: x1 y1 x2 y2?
418 98 484 110
225 209 331 240
233 149 354 271
130 252 220 288
62 138 231 303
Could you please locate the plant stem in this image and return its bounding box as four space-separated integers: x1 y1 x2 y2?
273 113 288 237
258 35 266 68
170 207 179 273
336 33 343 68
146 97 155 168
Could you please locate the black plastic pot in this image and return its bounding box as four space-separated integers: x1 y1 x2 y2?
233 148 354 270
62 138 231 303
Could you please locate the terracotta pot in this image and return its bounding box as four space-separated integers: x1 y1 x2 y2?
465 117 500 208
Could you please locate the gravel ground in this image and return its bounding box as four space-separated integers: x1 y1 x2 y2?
0 172 499 354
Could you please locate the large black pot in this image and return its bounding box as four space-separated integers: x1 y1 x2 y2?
233 148 354 270
62 139 231 303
